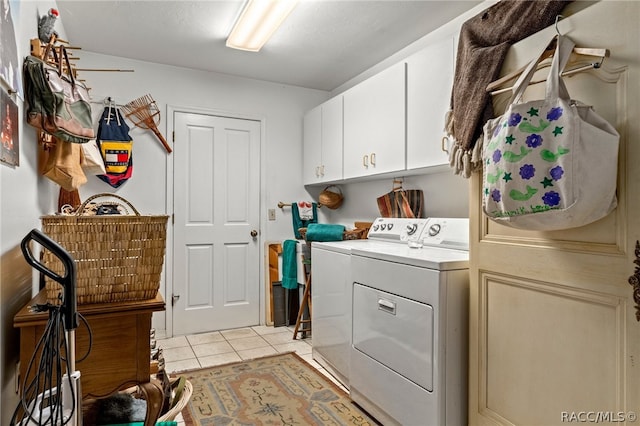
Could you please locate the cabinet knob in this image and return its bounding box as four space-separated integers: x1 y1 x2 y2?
363 155 369 168
370 152 376 166
250 230 258 238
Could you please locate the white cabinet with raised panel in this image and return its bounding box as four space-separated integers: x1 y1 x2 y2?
406 36 454 170
303 105 322 184
303 96 343 185
343 61 406 179
320 96 343 182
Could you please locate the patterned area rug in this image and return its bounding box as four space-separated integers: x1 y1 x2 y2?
178 352 377 425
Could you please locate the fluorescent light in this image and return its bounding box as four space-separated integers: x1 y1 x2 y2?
226 0 299 52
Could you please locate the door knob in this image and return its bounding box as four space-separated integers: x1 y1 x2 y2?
250 230 258 237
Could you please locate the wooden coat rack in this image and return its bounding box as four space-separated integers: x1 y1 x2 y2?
32 35 134 211
486 37 610 96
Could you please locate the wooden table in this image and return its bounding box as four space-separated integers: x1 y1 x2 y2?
14 290 166 425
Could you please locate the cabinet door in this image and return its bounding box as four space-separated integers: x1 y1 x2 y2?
406 36 454 170
320 95 343 182
343 62 406 179
303 105 322 185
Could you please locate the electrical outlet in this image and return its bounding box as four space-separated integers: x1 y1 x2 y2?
268 209 276 221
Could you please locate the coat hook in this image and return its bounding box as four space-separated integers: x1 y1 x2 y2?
555 15 563 36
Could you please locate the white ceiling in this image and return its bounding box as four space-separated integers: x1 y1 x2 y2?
56 0 482 92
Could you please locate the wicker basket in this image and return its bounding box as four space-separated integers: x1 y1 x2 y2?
41 193 169 304
114 377 193 423
158 378 193 422
318 185 343 209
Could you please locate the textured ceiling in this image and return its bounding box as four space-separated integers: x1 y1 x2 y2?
56 0 483 91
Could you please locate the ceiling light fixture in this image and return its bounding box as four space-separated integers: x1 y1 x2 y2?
226 0 299 52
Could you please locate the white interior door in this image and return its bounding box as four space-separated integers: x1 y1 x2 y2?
172 111 260 335
469 3 640 425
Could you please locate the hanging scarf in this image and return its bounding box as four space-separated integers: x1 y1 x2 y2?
446 0 570 177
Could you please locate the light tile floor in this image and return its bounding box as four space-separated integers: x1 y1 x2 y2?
157 325 346 425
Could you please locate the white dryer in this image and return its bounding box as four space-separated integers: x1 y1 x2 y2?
350 218 470 426
311 218 431 389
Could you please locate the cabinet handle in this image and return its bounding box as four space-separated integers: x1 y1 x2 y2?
315 166 320 177
441 136 450 154
363 155 369 168
370 152 376 166
320 165 325 177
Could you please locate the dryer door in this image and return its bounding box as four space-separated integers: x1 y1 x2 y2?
353 282 434 391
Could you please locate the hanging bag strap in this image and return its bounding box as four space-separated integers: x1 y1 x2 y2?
546 34 575 102
57 45 76 87
508 34 576 105
105 99 122 126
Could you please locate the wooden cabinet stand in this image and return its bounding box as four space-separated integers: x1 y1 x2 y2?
14 290 166 425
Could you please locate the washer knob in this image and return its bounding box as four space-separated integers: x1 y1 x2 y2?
428 224 441 237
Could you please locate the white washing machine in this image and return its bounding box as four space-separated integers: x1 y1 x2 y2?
311 218 432 389
350 218 470 426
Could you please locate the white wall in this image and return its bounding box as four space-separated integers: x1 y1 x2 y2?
69 51 330 330
310 173 469 229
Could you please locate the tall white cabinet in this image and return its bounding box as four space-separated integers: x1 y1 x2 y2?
343 62 406 179
303 96 343 185
406 36 455 170
303 105 322 184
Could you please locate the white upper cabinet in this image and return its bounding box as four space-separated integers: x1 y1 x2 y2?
320 96 344 182
305 37 455 184
343 61 406 179
406 36 455 170
303 104 322 185
303 96 344 185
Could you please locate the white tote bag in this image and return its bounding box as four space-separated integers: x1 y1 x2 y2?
482 35 619 231
80 139 107 175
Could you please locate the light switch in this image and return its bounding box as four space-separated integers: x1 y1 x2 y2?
268 209 276 221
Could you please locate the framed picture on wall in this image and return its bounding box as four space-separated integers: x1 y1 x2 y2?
0 0 22 98
1 88 19 167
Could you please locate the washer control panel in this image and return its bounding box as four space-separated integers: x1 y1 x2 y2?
367 218 430 243
420 218 470 251
366 217 470 251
